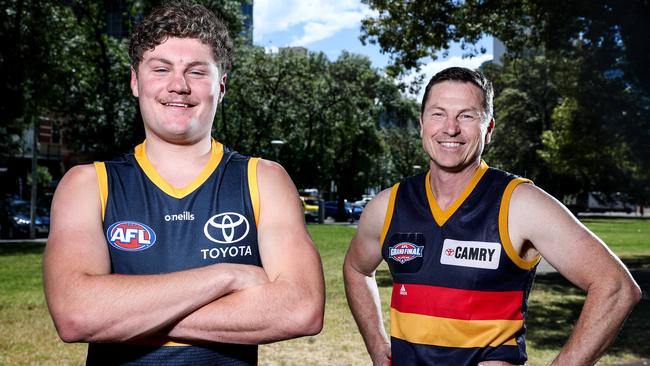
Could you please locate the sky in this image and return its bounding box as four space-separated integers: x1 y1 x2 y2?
253 0 494 100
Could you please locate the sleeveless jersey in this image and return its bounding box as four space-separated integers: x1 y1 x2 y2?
381 161 540 365
87 140 261 365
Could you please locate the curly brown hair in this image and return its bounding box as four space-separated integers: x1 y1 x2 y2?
129 1 233 74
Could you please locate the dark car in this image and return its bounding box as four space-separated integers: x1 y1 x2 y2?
0 199 50 239
324 201 363 222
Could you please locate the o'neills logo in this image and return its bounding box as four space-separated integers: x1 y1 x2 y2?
389 242 424 264
164 211 195 222
440 239 501 270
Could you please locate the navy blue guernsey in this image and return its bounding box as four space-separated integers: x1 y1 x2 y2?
88 140 261 366
380 161 540 366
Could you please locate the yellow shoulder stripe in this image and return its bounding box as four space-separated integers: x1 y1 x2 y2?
379 183 400 246
248 157 261 226
499 178 541 270
93 162 108 221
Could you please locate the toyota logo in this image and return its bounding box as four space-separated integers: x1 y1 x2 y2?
204 212 250 244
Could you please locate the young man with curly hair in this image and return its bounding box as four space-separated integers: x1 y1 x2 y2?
44 2 325 365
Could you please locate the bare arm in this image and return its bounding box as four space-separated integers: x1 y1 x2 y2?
165 160 325 344
43 165 266 343
343 189 392 366
508 184 641 365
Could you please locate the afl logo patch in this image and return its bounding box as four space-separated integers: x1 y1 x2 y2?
106 221 156 251
204 212 250 244
389 242 424 264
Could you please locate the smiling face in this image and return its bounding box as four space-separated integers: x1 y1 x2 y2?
419 81 494 173
130 37 226 144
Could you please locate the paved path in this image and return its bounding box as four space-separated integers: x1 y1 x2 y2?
536 258 557 274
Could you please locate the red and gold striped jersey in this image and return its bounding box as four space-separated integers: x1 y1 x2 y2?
381 161 540 365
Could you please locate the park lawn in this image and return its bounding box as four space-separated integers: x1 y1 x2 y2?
581 218 649 257
0 242 86 365
1 219 648 365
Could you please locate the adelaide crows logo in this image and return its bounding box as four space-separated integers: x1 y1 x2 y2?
106 221 156 251
204 212 250 244
389 242 424 264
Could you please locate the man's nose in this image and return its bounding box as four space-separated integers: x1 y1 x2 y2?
443 115 461 135
167 71 190 94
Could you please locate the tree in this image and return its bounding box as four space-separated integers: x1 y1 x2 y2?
0 0 76 156
362 0 650 203
379 126 427 187
0 0 251 164
481 54 560 192
218 46 421 203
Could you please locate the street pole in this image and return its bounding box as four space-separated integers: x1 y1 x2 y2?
270 139 285 163
29 115 38 239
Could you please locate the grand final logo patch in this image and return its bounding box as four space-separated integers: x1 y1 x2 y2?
204 212 250 244
106 221 157 251
389 242 424 264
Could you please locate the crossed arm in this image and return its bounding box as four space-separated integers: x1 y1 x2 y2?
43 160 325 344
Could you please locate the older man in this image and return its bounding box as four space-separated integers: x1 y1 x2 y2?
344 67 640 365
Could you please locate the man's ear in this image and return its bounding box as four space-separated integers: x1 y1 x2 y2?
130 67 139 97
419 115 424 138
219 73 227 103
485 118 495 144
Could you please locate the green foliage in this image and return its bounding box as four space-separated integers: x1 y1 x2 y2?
26 166 53 193
482 54 559 186
362 1 650 202
379 126 428 186
0 0 249 162
219 46 418 199
0 0 74 153
2 0 423 200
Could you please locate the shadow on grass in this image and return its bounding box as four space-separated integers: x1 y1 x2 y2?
0 242 46 256
376 269 393 288
528 266 650 359
622 255 650 270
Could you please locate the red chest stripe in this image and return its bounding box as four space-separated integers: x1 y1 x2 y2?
391 283 524 321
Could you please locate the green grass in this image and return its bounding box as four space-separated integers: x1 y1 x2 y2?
1 219 648 365
0 243 86 365
581 219 650 257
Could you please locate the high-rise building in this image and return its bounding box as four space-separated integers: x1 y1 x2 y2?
241 1 254 44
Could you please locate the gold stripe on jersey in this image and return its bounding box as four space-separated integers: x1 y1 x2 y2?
499 178 541 270
127 336 192 347
425 161 489 226
94 162 109 221
134 140 224 199
390 308 520 348
162 341 191 346
380 183 400 245
248 157 261 226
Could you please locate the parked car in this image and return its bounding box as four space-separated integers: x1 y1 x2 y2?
564 192 635 214
0 199 50 239
353 194 375 208
324 201 363 221
301 196 321 222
